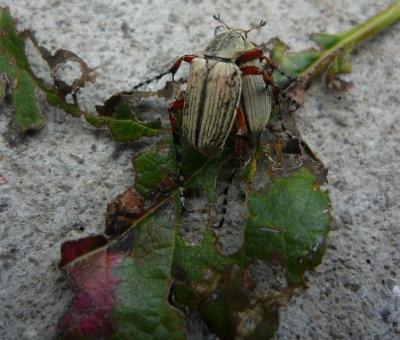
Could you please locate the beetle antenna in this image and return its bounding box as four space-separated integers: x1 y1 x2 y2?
212 13 230 29
244 19 267 34
214 25 225 37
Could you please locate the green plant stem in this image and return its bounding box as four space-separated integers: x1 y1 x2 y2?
300 0 400 82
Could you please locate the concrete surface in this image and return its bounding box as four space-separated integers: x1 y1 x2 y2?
0 0 399 339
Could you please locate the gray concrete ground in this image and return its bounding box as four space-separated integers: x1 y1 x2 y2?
0 0 399 339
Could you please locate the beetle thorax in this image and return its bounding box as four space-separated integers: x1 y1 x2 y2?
204 30 255 61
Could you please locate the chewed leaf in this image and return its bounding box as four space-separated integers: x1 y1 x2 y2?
0 7 96 131
58 93 332 339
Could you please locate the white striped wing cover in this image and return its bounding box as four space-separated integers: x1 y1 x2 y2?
183 58 241 156
240 60 272 135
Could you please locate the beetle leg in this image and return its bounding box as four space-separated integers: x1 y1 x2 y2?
234 106 247 159
169 55 197 80
236 48 286 73
168 98 186 210
236 48 298 89
133 54 197 89
168 98 184 145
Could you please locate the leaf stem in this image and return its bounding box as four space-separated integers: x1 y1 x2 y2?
299 0 400 82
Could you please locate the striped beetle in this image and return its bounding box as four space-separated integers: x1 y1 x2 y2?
134 15 280 158
134 16 287 210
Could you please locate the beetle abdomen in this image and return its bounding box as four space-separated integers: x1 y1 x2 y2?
240 60 272 135
183 58 241 156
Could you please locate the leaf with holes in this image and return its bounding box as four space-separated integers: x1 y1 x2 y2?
0 7 95 131
58 103 331 339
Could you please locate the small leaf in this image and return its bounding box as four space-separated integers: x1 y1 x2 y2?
270 1 400 97
85 113 161 142
86 95 162 142
270 38 320 89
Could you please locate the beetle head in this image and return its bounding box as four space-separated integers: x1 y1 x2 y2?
205 15 266 60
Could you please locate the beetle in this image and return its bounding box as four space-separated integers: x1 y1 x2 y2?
134 15 279 158
133 16 289 211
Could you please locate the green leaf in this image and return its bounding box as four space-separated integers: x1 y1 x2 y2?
0 7 44 132
85 114 161 142
0 7 30 70
133 141 177 195
111 202 185 339
271 38 320 79
85 96 162 142
245 167 331 284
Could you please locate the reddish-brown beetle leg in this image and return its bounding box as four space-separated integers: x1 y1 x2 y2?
234 107 247 159
169 55 197 80
259 55 278 70
168 98 185 145
133 55 197 89
235 48 264 64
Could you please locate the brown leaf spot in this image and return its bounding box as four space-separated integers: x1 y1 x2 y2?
105 188 144 236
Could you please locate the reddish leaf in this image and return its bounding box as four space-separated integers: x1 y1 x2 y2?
57 250 122 338
59 236 108 267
